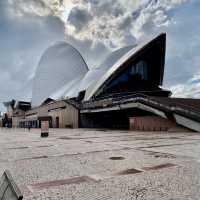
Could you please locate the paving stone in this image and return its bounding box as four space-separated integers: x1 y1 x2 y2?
0 128 200 199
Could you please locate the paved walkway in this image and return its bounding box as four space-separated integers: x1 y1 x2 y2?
0 128 200 199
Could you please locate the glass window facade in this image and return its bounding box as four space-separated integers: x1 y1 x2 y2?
130 60 148 80
107 60 148 89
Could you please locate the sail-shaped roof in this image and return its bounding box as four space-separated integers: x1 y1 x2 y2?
32 42 88 106
84 33 166 100
32 33 166 105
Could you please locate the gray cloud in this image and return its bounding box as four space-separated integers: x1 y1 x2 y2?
68 6 92 31
170 74 200 98
90 0 124 17
63 0 190 49
164 0 200 87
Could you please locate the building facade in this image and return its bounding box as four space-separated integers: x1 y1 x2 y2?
2 33 200 132
14 100 79 129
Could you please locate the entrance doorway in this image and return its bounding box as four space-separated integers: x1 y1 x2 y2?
56 117 59 128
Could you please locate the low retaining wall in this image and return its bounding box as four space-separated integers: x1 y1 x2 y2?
129 116 177 131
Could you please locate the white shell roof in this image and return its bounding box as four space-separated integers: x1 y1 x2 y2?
84 33 166 100
48 45 135 101
32 42 88 106
32 33 165 105
79 46 134 93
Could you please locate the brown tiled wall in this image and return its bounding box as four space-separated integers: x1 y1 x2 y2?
129 116 177 131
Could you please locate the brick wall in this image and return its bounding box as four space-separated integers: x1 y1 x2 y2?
129 116 177 131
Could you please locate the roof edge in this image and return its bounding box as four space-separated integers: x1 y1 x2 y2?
84 33 166 101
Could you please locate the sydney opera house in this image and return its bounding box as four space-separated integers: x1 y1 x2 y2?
3 33 200 132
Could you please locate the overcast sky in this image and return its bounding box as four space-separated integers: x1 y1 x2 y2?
0 0 200 111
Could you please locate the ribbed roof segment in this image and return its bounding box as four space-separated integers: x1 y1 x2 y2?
32 33 166 105
32 42 88 106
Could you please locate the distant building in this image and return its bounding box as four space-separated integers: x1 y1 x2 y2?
2 100 31 128
3 33 200 131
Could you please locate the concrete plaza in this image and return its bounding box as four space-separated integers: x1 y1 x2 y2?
0 128 200 199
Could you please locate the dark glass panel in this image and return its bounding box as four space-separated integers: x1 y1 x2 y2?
103 60 149 94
